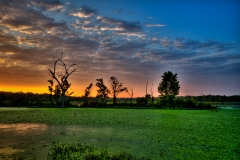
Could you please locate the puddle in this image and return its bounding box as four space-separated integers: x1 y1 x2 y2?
0 147 25 155
0 123 48 134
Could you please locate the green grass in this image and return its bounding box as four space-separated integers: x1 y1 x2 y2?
0 108 239 159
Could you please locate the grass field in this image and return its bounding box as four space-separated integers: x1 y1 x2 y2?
0 108 239 159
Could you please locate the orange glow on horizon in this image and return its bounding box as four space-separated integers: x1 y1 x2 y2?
0 85 49 94
0 85 189 97
1 83 186 97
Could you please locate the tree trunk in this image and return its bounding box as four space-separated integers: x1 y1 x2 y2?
113 93 116 105
61 94 65 108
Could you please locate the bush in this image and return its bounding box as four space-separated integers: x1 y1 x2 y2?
47 141 149 160
136 97 148 106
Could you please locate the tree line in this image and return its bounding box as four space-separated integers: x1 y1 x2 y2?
1 51 239 109
1 91 239 108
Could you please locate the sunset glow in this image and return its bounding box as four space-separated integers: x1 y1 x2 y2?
0 0 239 97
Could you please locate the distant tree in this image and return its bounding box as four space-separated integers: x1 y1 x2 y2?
136 97 148 106
127 86 135 103
158 71 180 108
48 50 78 107
145 94 151 103
150 83 154 103
83 83 93 105
109 76 128 105
95 78 110 104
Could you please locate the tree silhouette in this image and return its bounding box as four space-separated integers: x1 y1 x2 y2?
48 50 78 107
95 78 110 104
158 71 180 108
109 76 127 105
127 86 135 103
150 83 154 103
47 79 54 104
53 84 61 102
83 83 93 106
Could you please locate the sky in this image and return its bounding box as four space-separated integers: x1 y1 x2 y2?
0 0 239 97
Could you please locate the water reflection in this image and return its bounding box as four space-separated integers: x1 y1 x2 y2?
0 147 24 155
0 123 115 160
0 123 48 134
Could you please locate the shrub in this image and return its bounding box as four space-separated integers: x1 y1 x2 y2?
47 141 149 160
136 97 148 106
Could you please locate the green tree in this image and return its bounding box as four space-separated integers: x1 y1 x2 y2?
158 71 180 108
96 78 110 104
109 76 128 105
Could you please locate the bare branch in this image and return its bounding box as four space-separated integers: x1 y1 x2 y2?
48 50 79 107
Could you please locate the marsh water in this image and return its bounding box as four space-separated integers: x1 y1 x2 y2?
0 123 118 159
0 107 239 159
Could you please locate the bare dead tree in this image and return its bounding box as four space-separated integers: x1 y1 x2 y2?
150 83 154 103
48 50 78 107
127 86 135 103
146 81 148 95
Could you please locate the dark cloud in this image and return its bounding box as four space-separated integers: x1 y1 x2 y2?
79 5 97 16
30 0 64 11
106 41 147 53
0 32 17 44
158 37 236 53
0 3 66 35
187 53 240 67
98 17 142 32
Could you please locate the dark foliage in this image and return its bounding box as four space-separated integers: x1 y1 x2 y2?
47 141 149 160
109 76 127 105
180 95 240 102
157 98 217 110
96 78 110 104
82 83 93 107
158 71 180 108
0 91 75 107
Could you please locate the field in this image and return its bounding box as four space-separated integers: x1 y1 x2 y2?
0 108 239 159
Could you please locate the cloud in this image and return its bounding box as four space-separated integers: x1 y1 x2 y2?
82 25 99 31
30 0 64 11
158 37 236 52
69 5 97 18
98 17 142 32
0 31 18 44
117 32 146 38
145 23 165 27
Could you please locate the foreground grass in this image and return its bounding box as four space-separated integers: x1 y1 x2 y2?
0 108 239 159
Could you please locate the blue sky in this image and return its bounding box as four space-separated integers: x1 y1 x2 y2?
0 0 239 96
